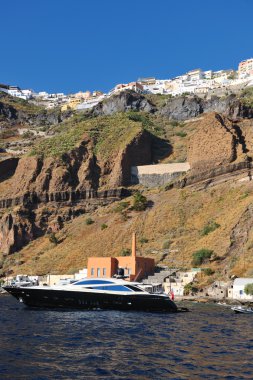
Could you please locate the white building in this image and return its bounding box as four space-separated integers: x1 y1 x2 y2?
186 68 204 82
164 269 201 296
109 81 144 96
76 94 106 110
238 58 253 79
228 278 253 300
0 84 33 100
140 79 170 94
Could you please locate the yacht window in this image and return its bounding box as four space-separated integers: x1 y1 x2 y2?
73 279 114 285
125 285 144 292
93 285 133 292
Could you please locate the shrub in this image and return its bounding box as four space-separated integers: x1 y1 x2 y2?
239 192 249 200
120 211 129 221
132 191 148 211
175 131 187 138
140 237 148 244
49 233 58 245
128 112 152 127
162 240 171 249
101 223 108 230
203 268 215 276
184 282 198 295
23 130 34 139
113 201 130 213
192 249 213 266
200 220 220 236
120 248 131 256
170 120 180 127
244 283 253 295
85 218 94 225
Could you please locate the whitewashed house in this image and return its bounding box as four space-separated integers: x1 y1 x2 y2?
228 278 253 300
164 269 201 296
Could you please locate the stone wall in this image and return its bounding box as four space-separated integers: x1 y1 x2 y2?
131 163 190 187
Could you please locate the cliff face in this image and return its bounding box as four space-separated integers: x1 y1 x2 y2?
0 92 71 127
159 94 253 121
92 90 156 116
0 129 154 199
90 91 253 121
0 211 36 255
1 90 253 276
187 113 246 172
0 128 154 254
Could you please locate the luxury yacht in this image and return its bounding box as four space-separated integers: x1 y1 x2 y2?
4 277 178 312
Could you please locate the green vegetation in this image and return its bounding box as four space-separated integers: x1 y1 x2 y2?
244 283 253 295
140 237 149 244
240 87 253 107
203 268 215 276
175 131 187 138
0 129 18 140
192 248 213 266
144 93 173 108
184 282 198 295
85 218 94 225
239 192 249 200
132 191 148 211
0 92 45 114
29 113 143 159
23 130 34 139
48 233 59 245
101 223 108 230
162 240 171 249
127 112 153 127
200 220 220 236
120 248 131 256
113 201 130 213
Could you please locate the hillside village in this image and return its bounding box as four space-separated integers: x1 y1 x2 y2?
1 58 253 111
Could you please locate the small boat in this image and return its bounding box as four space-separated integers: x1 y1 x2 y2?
3 277 178 312
231 305 253 314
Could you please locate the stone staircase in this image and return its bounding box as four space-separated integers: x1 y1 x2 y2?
142 268 178 285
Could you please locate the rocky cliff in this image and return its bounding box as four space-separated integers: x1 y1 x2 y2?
92 90 156 116
0 125 154 254
90 91 253 121
187 113 246 172
159 94 253 121
1 90 253 278
0 91 71 127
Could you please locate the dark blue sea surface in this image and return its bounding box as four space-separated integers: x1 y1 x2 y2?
0 296 253 380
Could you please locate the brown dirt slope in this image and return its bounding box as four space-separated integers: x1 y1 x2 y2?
3 178 253 281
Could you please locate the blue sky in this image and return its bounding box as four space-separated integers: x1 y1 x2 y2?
1 0 253 94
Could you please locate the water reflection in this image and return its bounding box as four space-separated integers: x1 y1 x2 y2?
0 297 253 379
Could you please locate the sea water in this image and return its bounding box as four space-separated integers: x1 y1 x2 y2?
0 296 252 379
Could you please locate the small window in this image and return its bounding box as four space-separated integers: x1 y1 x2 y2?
91 268 94 276
103 268 106 276
97 268 101 277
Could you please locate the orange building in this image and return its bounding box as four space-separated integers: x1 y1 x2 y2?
87 233 155 281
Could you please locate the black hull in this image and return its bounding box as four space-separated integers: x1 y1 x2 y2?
4 286 178 312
